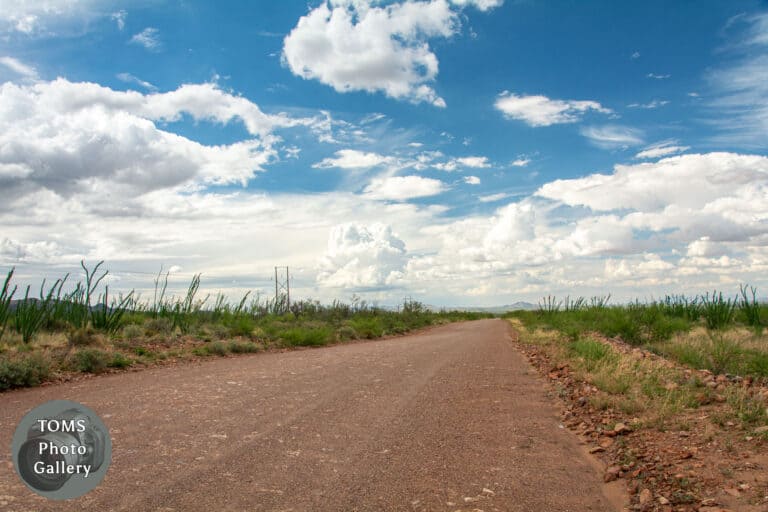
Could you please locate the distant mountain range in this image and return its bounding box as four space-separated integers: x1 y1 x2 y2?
429 302 537 314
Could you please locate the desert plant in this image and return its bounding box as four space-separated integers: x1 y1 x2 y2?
91 286 135 334
144 317 173 336
0 268 17 341
280 326 332 346
171 274 201 334
67 326 98 347
538 295 562 315
227 340 259 353
347 316 385 338
73 348 110 373
108 352 133 368
122 323 144 339
194 340 229 356
739 284 762 328
0 353 50 390
700 290 737 330
14 277 64 343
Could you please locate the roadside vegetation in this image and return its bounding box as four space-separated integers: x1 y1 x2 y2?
506 287 768 509
0 262 489 391
508 286 767 378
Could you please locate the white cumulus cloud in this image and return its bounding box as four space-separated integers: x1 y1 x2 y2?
0 78 304 205
495 91 612 127
282 0 458 106
317 223 408 288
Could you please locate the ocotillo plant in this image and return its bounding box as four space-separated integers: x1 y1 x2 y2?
701 290 737 330
14 277 65 343
91 286 135 334
0 268 17 341
739 284 761 328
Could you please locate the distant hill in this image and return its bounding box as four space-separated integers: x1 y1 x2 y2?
429 302 537 314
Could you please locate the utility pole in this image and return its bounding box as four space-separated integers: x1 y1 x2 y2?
274 266 290 310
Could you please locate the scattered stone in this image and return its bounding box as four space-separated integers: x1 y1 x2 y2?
638 488 652 506
754 425 768 434
723 487 740 497
604 466 621 482
657 496 670 505
613 422 632 435
482 488 495 496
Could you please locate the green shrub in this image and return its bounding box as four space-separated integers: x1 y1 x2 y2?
337 325 358 341
599 310 642 345
192 346 210 356
660 343 708 370
570 337 611 361
208 341 229 356
67 327 98 347
0 354 50 390
145 317 173 336
347 317 384 339
73 348 109 373
228 340 259 353
192 342 229 356
707 334 743 375
133 346 152 357
280 326 332 347
108 352 133 368
122 323 144 339
593 373 632 395
744 351 768 377
648 316 690 342
227 316 256 337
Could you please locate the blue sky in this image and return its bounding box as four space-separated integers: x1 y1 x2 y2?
1 0 767 306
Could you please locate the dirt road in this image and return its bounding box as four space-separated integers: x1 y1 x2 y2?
0 319 618 511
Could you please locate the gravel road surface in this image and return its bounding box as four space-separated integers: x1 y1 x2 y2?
0 319 618 511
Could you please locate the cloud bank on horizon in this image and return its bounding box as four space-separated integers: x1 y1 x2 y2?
0 1 767 305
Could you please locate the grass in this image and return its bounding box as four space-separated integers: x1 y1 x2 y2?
0 262 491 391
509 311 768 430
280 325 333 347
507 284 768 380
